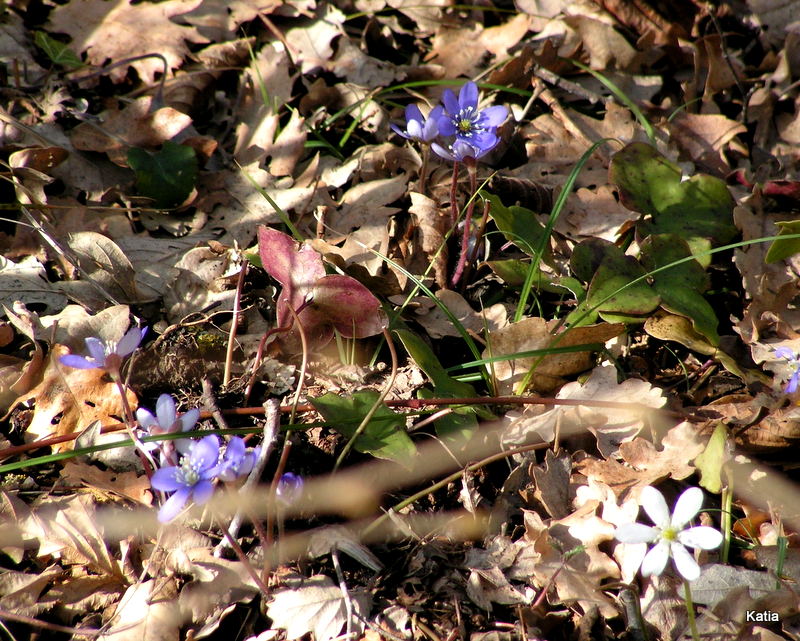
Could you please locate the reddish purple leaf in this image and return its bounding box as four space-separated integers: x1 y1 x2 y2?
257 225 386 351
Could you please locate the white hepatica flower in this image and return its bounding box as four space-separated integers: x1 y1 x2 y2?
615 486 722 581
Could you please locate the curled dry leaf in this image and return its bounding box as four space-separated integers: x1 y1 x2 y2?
485 317 624 394
12 345 138 451
267 574 370 641
502 364 665 454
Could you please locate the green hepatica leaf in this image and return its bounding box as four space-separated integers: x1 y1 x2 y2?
610 142 737 256
127 142 198 208
766 220 800 263
311 390 416 468
585 242 659 319
34 31 82 69
484 192 552 264
640 234 719 345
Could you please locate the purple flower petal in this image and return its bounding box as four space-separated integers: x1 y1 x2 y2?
438 116 456 137
116 326 146 357
481 105 509 128
192 479 215 505
136 408 157 431
85 337 107 365
155 394 177 431
441 88 459 115
405 103 423 123
179 408 200 432
458 81 479 110
406 119 424 138
158 487 191 522
150 467 183 492
191 435 221 470
390 123 410 139
787 371 800 394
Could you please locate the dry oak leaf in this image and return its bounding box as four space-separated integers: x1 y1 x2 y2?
12 345 138 452
70 97 192 166
577 421 705 496
48 0 208 85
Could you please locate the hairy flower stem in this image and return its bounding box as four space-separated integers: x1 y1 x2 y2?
419 146 431 193
244 298 313 403
451 159 478 287
449 160 460 227
220 519 271 595
683 579 700 641
112 377 157 477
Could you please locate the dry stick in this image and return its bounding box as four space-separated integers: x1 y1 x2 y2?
215 398 281 557
220 520 271 595
334 327 399 471
331 548 356 640
449 160 460 227
285 305 309 425
223 258 248 387
265 436 294 581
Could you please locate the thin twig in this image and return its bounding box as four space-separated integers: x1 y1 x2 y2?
224 258 248 387
220 520 271 595
332 548 355 640
215 399 280 557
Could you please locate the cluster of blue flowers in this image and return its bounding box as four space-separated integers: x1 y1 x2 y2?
59 327 292 523
391 81 508 162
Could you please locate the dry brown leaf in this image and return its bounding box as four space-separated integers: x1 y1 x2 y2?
180 0 287 40
284 5 345 74
69 97 192 165
163 245 243 322
667 112 747 175
23 495 124 579
531 449 572 519
407 191 448 289
175 548 260 637
484 318 623 394
413 290 508 340
0 565 62 617
100 578 182 641
48 0 208 84
557 184 640 242
501 364 664 450
563 14 641 70
60 460 153 505
578 421 705 496
267 574 370 641
59 232 142 309
14 345 138 451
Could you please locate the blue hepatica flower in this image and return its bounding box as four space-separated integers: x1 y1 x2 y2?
217 436 258 483
136 394 199 460
431 139 489 162
150 434 221 522
59 326 147 374
774 346 800 394
438 81 508 154
391 104 442 143
276 472 304 506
